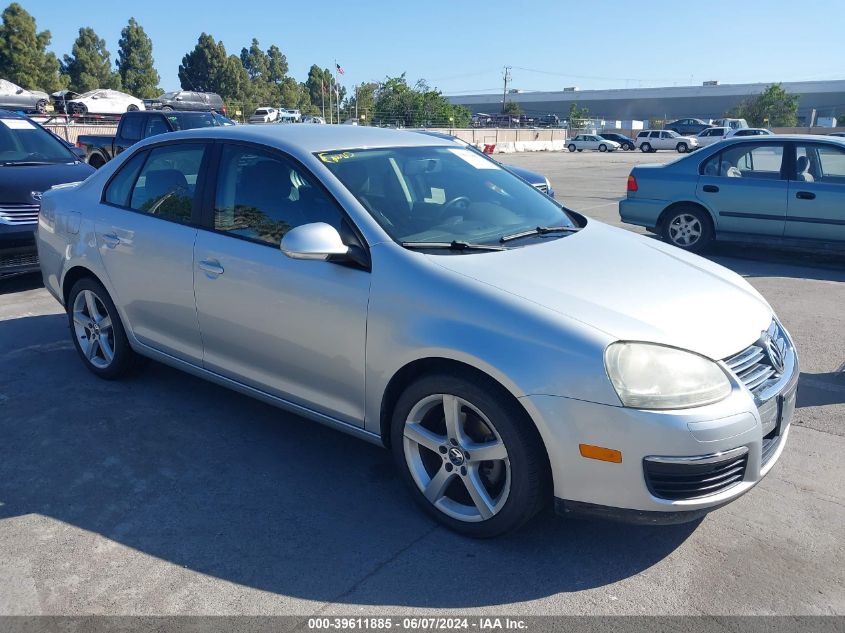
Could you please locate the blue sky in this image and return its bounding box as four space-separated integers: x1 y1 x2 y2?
18 0 845 95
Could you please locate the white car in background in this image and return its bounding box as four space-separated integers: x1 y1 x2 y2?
301 115 326 124
0 79 50 113
67 89 145 115
726 128 774 138
697 127 729 146
567 134 620 152
248 107 279 124
636 129 700 153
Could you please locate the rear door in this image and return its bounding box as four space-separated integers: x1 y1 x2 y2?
96 142 209 362
697 141 788 236
785 141 845 243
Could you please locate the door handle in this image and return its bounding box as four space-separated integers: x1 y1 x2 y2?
101 233 121 248
198 259 225 276
795 191 815 200
702 185 719 193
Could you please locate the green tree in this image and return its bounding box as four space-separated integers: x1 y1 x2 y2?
503 101 523 116
730 83 798 127
116 18 159 98
0 2 65 92
62 27 121 93
372 74 470 127
178 33 248 103
347 81 378 123
567 102 589 129
266 45 288 85
305 65 333 116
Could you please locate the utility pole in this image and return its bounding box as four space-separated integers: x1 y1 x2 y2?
501 66 511 115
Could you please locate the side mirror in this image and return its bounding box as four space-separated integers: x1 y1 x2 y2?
280 222 349 261
16 88 23 94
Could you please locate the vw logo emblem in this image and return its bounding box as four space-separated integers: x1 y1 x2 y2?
447 446 465 466
31 191 43 202
762 332 785 374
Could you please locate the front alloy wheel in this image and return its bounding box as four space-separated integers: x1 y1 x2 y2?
403 393 510 522
391 373 548 537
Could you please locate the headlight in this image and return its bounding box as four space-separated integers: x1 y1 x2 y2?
604 342 732 409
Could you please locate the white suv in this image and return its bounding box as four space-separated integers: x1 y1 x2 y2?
696 127 729 147
636 130 700 153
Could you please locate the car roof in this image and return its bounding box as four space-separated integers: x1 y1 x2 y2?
164 124 459 153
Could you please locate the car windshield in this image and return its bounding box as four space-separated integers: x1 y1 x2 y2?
75 90 100 99
0 117 76 164
161 92 178 99
321 146 576 246
167 113 217 130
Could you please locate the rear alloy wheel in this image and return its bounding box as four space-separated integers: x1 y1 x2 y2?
127 104 139 112
35 99 48 114
676 142 688 153
67 278 139 379
568 144 576 152
662 206 713 253
641 142 652 152
599 144 607 152
391 373 547 537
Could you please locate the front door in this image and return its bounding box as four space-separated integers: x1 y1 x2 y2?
785 141 845 243
697 141 788 236
95 142 208 363
193 143 371 424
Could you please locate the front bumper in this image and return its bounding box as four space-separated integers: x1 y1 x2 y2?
522 336 798 522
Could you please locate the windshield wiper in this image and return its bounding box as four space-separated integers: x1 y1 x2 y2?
401 240 507 252
499 225 581 243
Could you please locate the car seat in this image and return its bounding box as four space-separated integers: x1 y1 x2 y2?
796 155 815 182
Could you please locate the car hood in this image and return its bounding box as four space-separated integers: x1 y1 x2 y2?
505 164 545 186
0 162 94 203
427 222 771 360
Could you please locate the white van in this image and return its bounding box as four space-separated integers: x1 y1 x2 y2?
711 118 748 130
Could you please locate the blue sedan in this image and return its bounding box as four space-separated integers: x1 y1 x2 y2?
620 135 845 253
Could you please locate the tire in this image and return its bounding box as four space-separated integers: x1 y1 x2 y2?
161 106 174 112
67 277 139 379
74 103 88 115
640 142 652 152
87 153 105 169
624 142 634 151
599 144 607 152
568 144 576 152
390 371 548 538
661 205 714 253
676 142 688 153
577 149 583 152
35 99 48 114
127 104 139 112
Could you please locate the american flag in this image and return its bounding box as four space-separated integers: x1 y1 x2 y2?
336 63 345 75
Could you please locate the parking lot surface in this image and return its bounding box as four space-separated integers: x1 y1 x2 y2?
1 150 843 616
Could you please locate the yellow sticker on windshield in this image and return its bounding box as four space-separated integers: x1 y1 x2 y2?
318 151 354 163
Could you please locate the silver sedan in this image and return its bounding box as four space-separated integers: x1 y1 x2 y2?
36 125 798 537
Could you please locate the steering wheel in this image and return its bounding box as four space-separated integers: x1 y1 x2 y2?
441 196 471 215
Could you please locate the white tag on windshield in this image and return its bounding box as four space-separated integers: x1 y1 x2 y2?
1 118 36 130
447 148 500 170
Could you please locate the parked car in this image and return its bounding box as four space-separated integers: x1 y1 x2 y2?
76 110 224 167
279 108 301 123
636 129 700 153
567 134 620 152
301 115 326 124
536 114 561 128
726 128 774 138
0 109 93 276
416 130 554 196
248 107 279 124
145 90 227 114
711 118 749 131
598 132 635 151
620 135 845 253
0 79 49 114
49 90 79 114
67 89 145 115
665 118 711 136
36 125 797 536
696 127 729 147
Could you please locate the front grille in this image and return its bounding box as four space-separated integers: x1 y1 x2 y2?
644 448 748 500
533 183 549 193
724 320 786 396
0 203 40 225
0 249 39 272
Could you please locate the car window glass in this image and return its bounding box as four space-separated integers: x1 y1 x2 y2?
104 150 147 206
705 143 783 179
796 144 845 182
144 116 169 138
129 144 203 223
120 116 143 142
213 145 342 246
